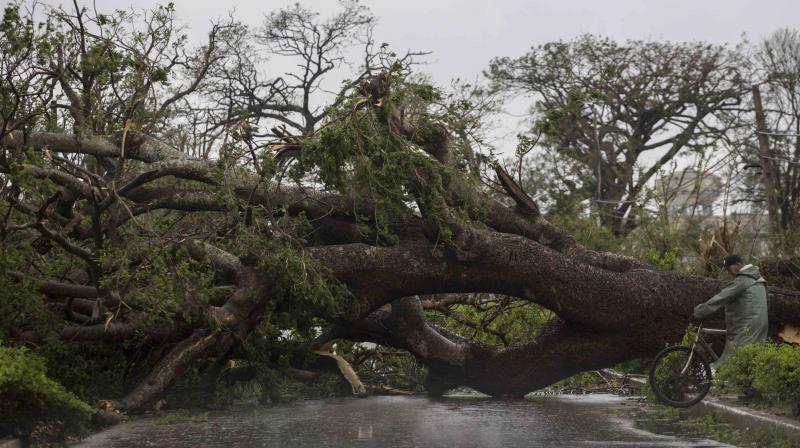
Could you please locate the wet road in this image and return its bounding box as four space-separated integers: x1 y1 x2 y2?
73 394 728 447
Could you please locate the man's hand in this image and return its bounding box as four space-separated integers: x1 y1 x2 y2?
692 304 703 321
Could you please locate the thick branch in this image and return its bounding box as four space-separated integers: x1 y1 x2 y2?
310 236 800 335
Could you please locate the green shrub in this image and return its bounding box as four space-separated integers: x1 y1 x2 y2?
0 345 93 444
645 247 679 271
714 343 759 390
716 342 800 415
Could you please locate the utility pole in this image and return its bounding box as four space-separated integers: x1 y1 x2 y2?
752 84 782 252
594 105 602 228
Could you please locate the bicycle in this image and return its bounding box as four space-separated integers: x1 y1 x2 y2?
648 323 726 407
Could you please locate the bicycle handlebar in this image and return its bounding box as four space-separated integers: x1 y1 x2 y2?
693 321 726 335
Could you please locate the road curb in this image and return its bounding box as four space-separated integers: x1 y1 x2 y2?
690 397 800 437
601 368 800 439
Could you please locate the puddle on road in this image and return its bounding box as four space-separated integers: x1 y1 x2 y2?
72 394 729 448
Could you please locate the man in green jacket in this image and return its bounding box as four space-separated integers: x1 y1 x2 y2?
693 254 769 367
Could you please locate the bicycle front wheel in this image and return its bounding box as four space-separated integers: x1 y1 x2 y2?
648 345 712 407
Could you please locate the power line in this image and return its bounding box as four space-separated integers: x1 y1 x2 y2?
755 130 800 137
759 154 800 165
593 199 636 204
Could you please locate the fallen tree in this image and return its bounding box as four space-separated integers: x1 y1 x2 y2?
2 2 800 434
3 74 800 414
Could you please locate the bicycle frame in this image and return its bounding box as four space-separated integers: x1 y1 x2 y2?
680 323 726 375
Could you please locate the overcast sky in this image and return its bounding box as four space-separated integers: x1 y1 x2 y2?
96 0 800 157
103 0 800 82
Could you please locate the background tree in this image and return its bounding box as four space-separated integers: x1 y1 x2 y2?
487 35 748 233
187 0 426 167
738 29 800 253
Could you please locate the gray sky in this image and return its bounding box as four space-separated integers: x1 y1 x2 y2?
107 0 800 82
97 0 800 158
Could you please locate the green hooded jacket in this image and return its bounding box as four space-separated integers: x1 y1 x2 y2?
693 264 769 366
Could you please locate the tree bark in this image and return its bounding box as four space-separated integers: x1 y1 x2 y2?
311 232 800 396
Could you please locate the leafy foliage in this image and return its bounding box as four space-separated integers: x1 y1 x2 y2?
0 243 48 340
233 211 351 326
0 345 93 444
645 247 680 271
428 299 553 347
292 74 470 244
4 2 800 446
639 405 800 448
716 343 800 415
490 34 747 232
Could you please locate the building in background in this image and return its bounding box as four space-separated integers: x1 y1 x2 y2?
657 168 723 217
655 167 770 258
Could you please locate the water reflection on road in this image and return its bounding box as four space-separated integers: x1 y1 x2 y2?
73 394 728 447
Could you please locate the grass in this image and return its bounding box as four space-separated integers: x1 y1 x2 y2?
635 403 800 448
153 412 209 426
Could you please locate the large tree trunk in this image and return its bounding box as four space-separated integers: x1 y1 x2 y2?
310 230 800 396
